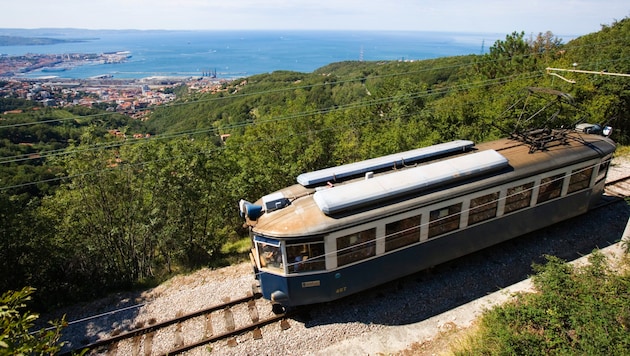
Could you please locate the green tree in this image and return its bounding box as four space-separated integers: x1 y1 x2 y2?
0 287 66 355
477 31 538 78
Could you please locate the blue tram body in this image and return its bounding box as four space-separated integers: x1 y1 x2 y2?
240 127 615 309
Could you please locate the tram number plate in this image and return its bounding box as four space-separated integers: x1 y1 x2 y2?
301 280 321 288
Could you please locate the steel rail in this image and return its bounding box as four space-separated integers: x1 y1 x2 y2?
60 292 261 355
162 312 294 355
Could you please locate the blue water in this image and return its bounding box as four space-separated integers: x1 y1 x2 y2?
0 30 504 79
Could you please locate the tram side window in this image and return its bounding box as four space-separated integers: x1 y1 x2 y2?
504 182 534 214
385 214 421 252
429 203 462 238
257 242 283 272
537 173 565 204
567 167 594 193
337 228 376 267
468 192 499 226
286 241 326 274
596 160 610 184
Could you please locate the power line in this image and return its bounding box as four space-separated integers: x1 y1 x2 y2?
0 72 545 191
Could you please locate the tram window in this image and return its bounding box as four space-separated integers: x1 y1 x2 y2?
429 203 462 238
385 214 421 252
504 182 534 214
286 241 325 273
568 167 594 193
596 160 610 184
337 228 376 267
468 192 499 225
537 173 565 204
257 242 283 272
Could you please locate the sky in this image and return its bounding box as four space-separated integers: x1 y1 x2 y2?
2 0 628 36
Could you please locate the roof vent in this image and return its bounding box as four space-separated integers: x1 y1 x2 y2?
262 192 290 212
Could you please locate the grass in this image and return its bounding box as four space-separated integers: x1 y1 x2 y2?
220 237 252 255
450 250 630 355
212 237 252 267
615 144 630 157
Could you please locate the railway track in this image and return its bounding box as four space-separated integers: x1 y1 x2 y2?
61 291 293 356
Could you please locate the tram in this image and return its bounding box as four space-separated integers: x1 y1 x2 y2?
239 104 615 312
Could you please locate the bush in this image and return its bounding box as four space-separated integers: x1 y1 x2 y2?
454 251 630 355
0 287 67 355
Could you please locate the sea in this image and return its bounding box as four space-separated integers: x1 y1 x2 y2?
0 29 510 80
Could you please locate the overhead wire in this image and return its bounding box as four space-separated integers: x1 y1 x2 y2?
0 58 488 164
0 57 480 130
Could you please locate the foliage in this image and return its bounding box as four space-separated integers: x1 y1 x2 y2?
0 287 67 355
453 252 630 355
34 136 227 303
0 98 40 112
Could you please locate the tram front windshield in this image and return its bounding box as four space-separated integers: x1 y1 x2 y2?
254 235 326 274
254 235 284 273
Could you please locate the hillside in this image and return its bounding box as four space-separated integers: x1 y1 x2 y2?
0 35 86 46
1 18 629 310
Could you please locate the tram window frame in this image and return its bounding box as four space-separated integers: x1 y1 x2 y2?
429 202 462 238
504 182 534 214
567 166 594 193
336 228 376 267
537 173 565 204
468 192 500 226
286 240 326 274
385 214 421 252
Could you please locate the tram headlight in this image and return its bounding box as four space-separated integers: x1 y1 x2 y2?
603 126 613 137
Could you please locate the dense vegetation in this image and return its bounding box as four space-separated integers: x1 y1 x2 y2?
453 252 630 355
1 18 629 311
0 287 67 355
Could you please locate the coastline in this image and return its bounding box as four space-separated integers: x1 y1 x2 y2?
0 51 133 79
1 30 503 80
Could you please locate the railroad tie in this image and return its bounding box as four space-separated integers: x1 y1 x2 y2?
143 332 154 356
248 300 259 323
224 308 236 332
204 314 213 338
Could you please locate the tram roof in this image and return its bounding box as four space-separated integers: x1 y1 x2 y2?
313 149 509 215
296 140 475 187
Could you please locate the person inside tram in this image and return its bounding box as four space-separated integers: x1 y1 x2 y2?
260 244 281 268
